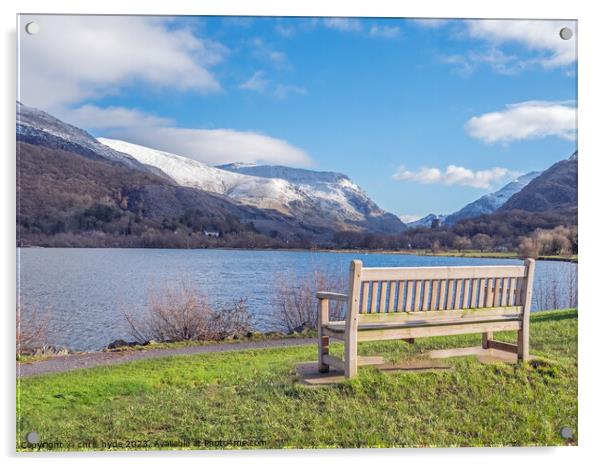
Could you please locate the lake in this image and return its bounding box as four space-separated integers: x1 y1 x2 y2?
18 248 578 351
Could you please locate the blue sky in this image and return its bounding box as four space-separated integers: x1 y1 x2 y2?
18 15 577 220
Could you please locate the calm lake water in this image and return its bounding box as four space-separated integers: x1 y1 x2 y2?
18 248 578 351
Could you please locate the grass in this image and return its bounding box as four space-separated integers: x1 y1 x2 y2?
322 248 577 262
17 330 316 364
16 309 577 450
416 249 578 262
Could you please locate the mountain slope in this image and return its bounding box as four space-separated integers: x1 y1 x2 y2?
406 214 446 229
100 139 405 234
16 102 160 174
501 152 577 213
17 142 327 247
97 138 307 214
217 163 405 233
444 171 542 225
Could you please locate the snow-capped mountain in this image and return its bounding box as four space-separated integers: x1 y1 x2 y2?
98 138 307 214
99 139 405 234
444 171 542 225
500 153 576 213
406 213 447 229
217 163 403 232
17 102 151 173
404 171 541 228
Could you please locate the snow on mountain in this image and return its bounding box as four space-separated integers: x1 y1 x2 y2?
444 171 541 225
99 138 404 233
216 163 390 223
404 171 542 229
406 213 447 229
500 153 576 213
98 138 306 214
17 102 149 172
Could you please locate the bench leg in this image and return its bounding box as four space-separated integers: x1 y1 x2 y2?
344 333 358 378
482 332 493 349
318 335 330 373
517 329 529 362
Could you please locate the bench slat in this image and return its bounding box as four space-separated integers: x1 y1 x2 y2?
370 281 378 313
397 281 405 312
406 281 421 311
379 281 388 312
462 279 470 309
358 306 522 323
357 319 521 342
443 280 451 309
420 281 429 311
429 280 439 310
361 282 369 312
454 279 462 309
508 277 517 305
389 281 397 312
500 278 512 306
361 265 525 281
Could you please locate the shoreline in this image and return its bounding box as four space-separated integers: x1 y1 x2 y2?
17 246 577 263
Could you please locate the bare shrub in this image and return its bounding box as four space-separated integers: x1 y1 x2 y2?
16 303 52 355
536 226 574 256
453 236 472 252
268 268 346 333
534 265 578 311
518 237 541 259
124 283 251 343
473 233 493 252
520 226 577 258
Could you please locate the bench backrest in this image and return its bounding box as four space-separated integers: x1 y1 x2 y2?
346 259 535 323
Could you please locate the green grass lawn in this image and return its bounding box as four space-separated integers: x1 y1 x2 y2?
16 309 577 450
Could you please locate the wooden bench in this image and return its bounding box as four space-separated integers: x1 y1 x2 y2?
316 259 535 378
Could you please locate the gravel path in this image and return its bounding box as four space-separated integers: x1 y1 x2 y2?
17 338 317 378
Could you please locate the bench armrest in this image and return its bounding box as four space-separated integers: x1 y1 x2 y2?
316 292 348 301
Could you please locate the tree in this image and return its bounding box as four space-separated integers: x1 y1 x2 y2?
472 233 493 252
453 236 471 252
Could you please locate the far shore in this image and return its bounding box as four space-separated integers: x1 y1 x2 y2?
17 245 577 263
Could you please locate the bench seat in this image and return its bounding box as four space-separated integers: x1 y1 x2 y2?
325 314 521 333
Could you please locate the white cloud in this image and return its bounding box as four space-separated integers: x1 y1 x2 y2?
239 71 306 99
412 19 449 28
369 25 401 38
323 18 363 32
240 71 270 93
466 101 577 144
248 38 289 68
393 165 516 189
441 48 536 76
57 105 174 130
275 22 296 37
465 20 576 68
19 15 227 111
273 84 307 99
107 127 312 167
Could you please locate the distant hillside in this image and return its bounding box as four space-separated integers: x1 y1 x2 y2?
407 214 446 229
101 138 405 235
16 102 405 248
501 152 577 213
445 171 541 225
17 142 328 248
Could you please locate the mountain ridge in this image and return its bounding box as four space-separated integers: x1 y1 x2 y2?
500 152 577 213
100 138 405 234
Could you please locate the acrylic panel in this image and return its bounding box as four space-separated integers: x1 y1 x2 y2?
16 15 577 451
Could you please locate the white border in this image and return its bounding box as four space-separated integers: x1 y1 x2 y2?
2 1 600 465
